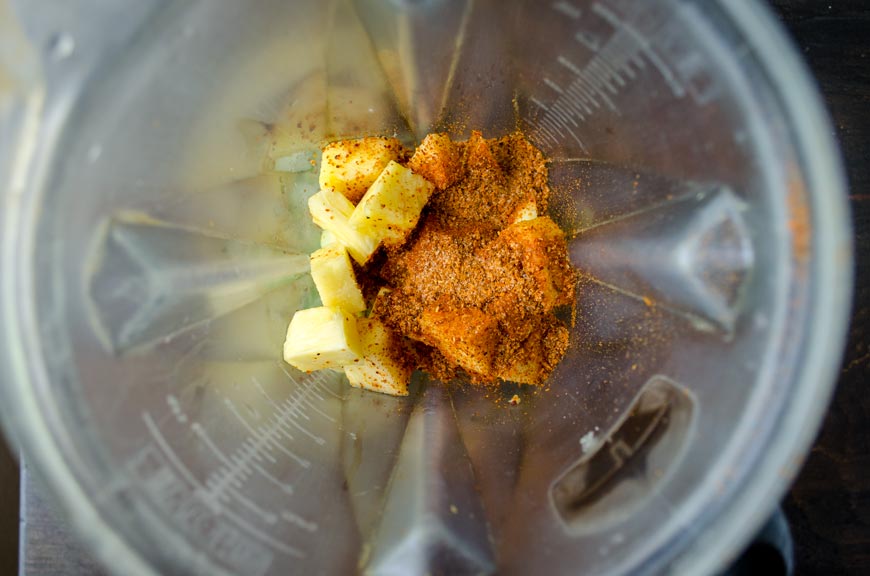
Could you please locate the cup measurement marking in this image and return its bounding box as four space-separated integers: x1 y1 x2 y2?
257 370 332 443
141 412 304 558
128 445 275 576
192 422 279 525
221 395 311 468
530 1 688 150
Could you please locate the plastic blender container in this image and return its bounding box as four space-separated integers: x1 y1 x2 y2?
0 0 852 575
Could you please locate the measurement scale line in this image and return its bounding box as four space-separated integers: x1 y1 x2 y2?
224 397 310 468
141 413 304 558
193 424 279 525
592 3 685 97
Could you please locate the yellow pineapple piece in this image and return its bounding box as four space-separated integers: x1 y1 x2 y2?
343 317 411 396
310 245 366 314
320 229 337 247
497 216 575 311
283 306 363 372
369 286 393 317
407 133 462 189
511 199 538 223
319 137 403 203
419 307 499 379
308 189 378 265
498 320 569 385
349 161 434 249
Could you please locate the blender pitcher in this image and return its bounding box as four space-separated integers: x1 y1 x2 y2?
0 0 851 575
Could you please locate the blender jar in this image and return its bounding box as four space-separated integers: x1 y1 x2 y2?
0 0 851 575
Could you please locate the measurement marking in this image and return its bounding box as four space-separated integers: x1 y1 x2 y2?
310 370 343 400
248 380 303 432
543 77 565 95
256 374 329 444
582 59 610 95
252 463 295 495
242 435 276 464
257 423 300 456
299 393 335 424
279 368 337 425
128 446 274 575
251 378 314 445
284 368 326 403
141 413 304 558
253 379 309 425
557 55 582 76
595 51 627 87
225 396 311 468
143 413 201 489
529 97 549 111
618 56 638 79
592 3 685 98
560 88 592 119
550 114 589 153
574 30 601 52
224 398 296 440
193 423 251 493
302 367 341 401
548 104 577 132
537 116 558 141
193 423 279 525
588 58 618 94
281 510 319 533
581 66 618 110
530 118 560 148
166 394 188 423
631 52 646 70
552 0 582 20
543 111 571 140
536 121 560 146
228 488 279 525
570 67 608 111
551 100 580 127
566 77 601 112
533 1 692 150
565 84 595 116
276 396 327 446
540 115 568 144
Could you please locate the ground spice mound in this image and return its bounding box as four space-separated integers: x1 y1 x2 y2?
363 130 576 385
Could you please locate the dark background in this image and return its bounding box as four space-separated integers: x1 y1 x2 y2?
0 0 867 574
771 1 870 574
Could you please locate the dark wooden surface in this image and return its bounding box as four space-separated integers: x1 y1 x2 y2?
0 2 867 576
770 1 870 575
0 440 17 575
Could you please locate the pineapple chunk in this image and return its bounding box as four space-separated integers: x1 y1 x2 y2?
349 161 435 249
310 245 366 314
319 137 403 203
498 320 569 385
308 189 378 264
370 286 393 317
497 216 575 311
344 317 411 396
283 306 362 372
320 229 337 247
511 199 538 223
407 133 462 189
419 307 499 379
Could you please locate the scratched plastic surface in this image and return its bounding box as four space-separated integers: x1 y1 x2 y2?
0 0 848 575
